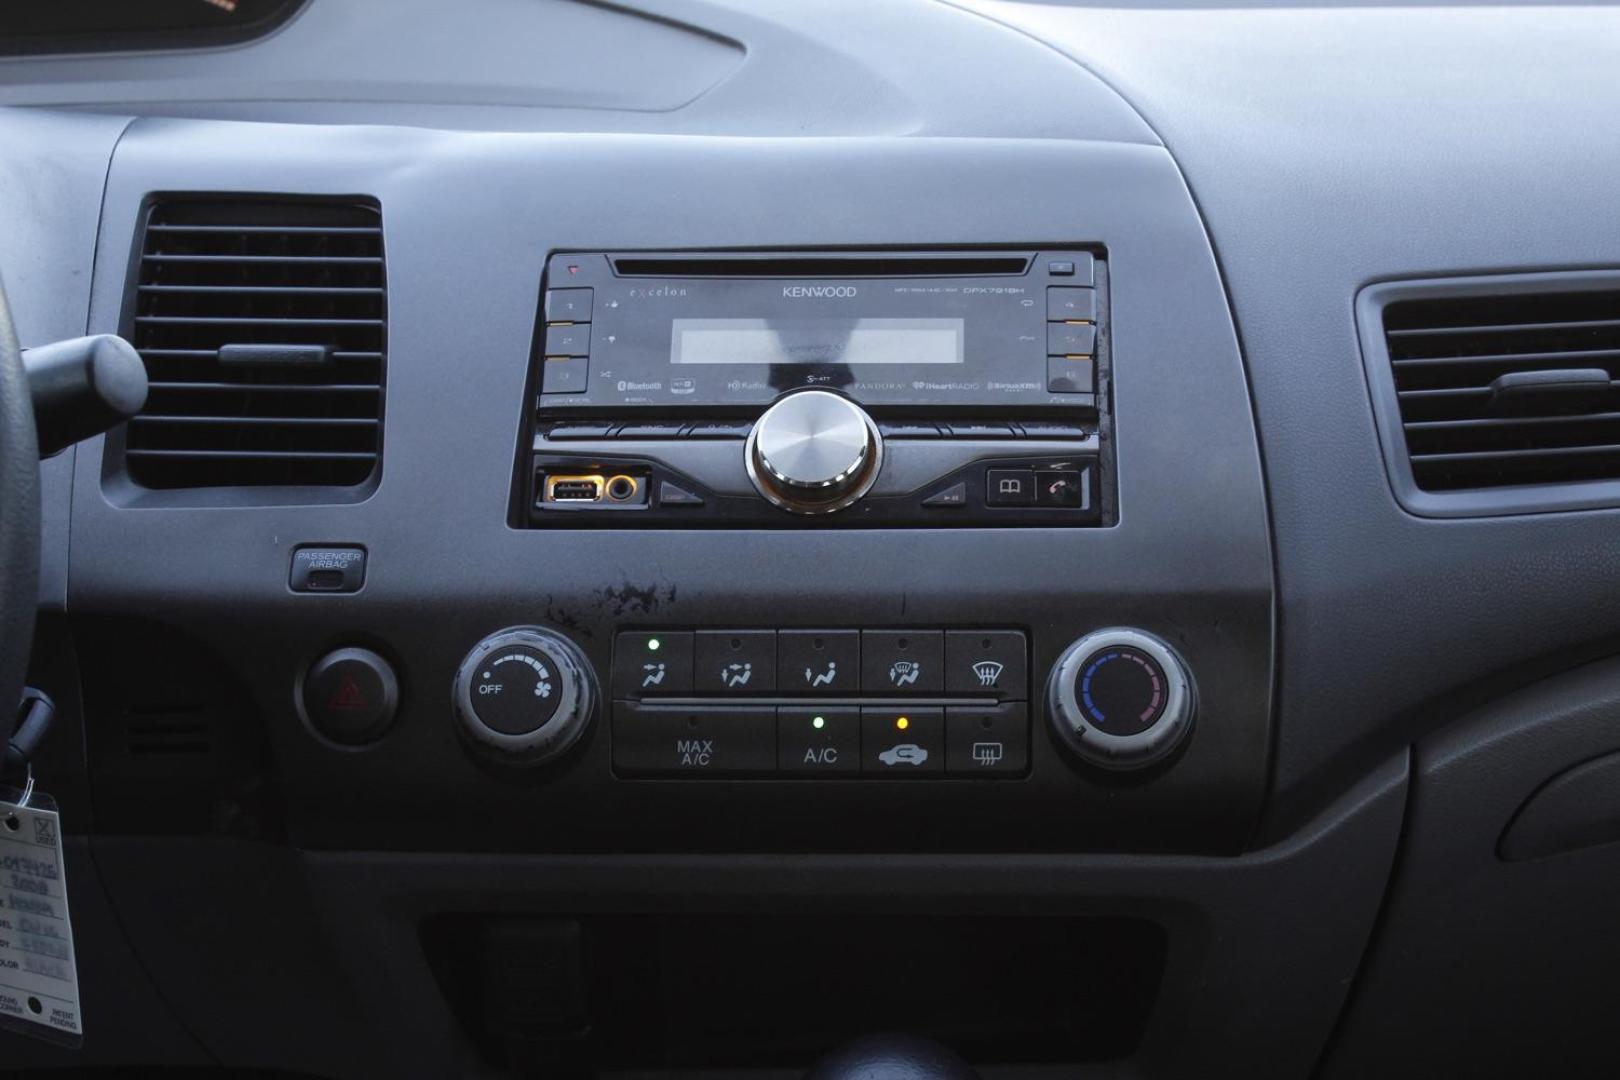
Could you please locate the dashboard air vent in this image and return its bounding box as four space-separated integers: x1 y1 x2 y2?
1380 284 1620 494
125 198 385 490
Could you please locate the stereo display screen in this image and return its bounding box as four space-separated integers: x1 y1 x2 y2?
671 318 965 366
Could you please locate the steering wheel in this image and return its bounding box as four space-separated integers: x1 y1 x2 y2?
0 276 40 748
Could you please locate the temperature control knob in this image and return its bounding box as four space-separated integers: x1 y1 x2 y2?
746 390 883 514
1046 628 1195 771
453 626 597 765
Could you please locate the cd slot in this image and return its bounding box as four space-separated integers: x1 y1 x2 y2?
609 255 1031 278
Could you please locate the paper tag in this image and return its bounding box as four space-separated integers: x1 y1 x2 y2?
0 788 82 1047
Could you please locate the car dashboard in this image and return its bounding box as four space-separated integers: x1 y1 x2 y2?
5 1 1620 1077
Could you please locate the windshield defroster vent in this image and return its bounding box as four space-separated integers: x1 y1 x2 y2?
1361 273 1620 516
122 197 385 492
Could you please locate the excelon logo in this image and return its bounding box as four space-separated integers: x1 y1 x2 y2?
782 285 857 298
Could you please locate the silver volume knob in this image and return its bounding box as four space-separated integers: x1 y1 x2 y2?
745 390 884 514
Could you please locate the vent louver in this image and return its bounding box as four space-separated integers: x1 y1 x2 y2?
124 198 385 490
1383 286 1620 493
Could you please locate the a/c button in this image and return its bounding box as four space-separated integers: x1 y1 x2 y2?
778 706 860 775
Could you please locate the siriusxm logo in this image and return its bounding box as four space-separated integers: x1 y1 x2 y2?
782 285 857 298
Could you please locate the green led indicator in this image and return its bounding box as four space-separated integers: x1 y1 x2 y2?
812 716 826 730
647 638 661 652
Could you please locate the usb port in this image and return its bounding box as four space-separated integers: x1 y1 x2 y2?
544 475 604 503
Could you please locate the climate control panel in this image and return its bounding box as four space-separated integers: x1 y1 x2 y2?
609 628 1029 779
444 625 1201 784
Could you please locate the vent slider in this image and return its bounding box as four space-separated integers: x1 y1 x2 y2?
1486 368 1610 416
218 343 333 368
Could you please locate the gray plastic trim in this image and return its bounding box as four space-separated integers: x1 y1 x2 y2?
1359 270 1620 519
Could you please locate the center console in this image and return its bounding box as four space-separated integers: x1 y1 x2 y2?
64 127 1275 864
326 239 1265 854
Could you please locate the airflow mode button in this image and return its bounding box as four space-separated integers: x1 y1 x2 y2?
696 631 778 694
860 631 943 693
777 630 860 695
612 631 694 697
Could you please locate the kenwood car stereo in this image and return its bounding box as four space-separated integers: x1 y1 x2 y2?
515 250 1114 527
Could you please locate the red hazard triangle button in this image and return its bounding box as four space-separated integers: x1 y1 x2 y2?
303 648 398 745
328 675 370 711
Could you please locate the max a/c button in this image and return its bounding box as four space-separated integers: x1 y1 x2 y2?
612 704 775 776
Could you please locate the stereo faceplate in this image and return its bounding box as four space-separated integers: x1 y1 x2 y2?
535 250 1103 410
518 249 1115 527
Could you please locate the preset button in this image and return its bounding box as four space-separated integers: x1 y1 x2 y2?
1047 287 1096 322
543 323 591 357
543 288 593 322
1047 322 1097 356
541 356 589 393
